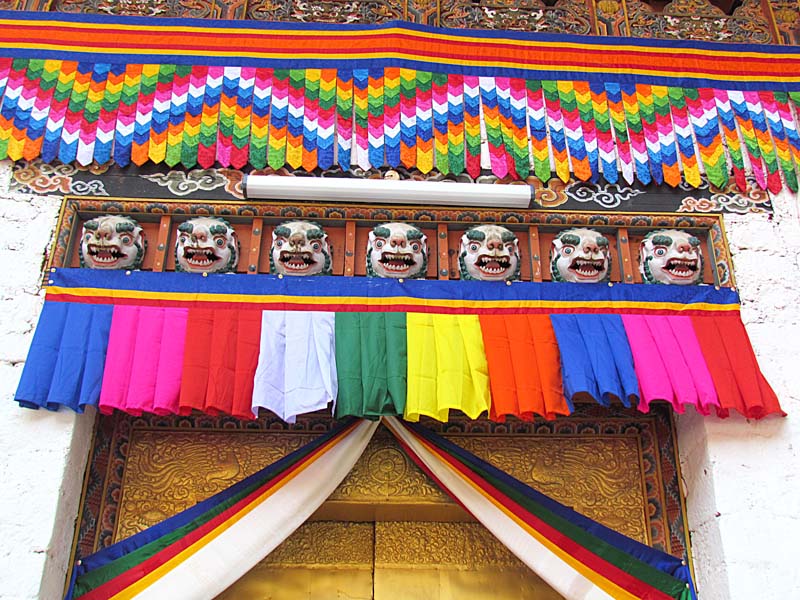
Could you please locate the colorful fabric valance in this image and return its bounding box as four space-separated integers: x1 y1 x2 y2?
15 269 782 421
66 417 696 600
2 12 800 192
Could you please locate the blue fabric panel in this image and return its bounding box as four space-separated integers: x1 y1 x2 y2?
78 304 113 410
550 314 639 408
15 302 112 412
15 301 70 410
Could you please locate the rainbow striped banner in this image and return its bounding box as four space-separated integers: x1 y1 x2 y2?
65 418 379 600
385 417 696 600
2 11 800 191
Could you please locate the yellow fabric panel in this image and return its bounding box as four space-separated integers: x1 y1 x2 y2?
405 313 490 422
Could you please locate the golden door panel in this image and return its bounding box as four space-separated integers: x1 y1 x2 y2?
217 521 563 600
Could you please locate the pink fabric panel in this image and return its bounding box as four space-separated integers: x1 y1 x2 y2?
644 316 697 413
620 314 672 413
667 316 719 415
98 305 140 414
153 308 189 415
124 307 165 415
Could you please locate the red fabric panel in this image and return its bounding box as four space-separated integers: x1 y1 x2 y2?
691 315 784 419
178 308 214 415
232 310 262 420
479 314 567 421
205 310 238 415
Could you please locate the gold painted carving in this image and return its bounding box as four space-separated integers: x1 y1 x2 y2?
374 522 522 568
453 435 648 543
260 522 374 567
332 429 448 502
116 426 647 545
116 430 318 539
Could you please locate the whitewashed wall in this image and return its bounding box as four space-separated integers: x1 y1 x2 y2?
677 189 800 599
0 160 797 599
0 161 94 600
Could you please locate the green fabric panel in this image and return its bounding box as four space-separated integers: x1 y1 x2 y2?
335 312 407 418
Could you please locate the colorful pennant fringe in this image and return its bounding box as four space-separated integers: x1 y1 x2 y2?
65 418 379 600
65 416 695 600
15 269 782 422
2 12 800 191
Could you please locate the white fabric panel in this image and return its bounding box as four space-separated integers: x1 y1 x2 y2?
251 310 338 422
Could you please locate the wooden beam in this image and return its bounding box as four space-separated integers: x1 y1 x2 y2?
247 218 263 274
152 215 172 273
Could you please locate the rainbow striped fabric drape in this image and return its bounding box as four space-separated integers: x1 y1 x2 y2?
15 269 782 421
385 417 696 600
2 12 800 192
65 417 696 600
65 418 379 600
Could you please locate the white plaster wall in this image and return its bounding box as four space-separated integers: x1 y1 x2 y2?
677 190 800 599
0 161 93 600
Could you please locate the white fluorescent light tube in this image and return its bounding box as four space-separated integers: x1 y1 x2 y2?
243 175 533 208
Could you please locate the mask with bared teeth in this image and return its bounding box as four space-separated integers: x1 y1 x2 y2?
80 215 146 270
270 221 332 276
639 229 704 285
175 217 239 274
459 225 520 282
550 228 611 283
367 223 428 279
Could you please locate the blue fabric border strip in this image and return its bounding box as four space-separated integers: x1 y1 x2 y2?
48 268 741 308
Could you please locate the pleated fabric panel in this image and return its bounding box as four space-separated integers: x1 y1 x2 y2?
478 314 567 421
405 313 490 422
178 308 262 419
622 315 719 415
334 312 407 419
549 314 639 410
691 315 784 419
15 301 112 412
98 306 189 415
251 310 337 423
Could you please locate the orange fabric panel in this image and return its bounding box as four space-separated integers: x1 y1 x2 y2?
479 314 568 420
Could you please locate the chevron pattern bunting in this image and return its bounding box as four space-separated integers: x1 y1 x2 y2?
4 12 800 192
